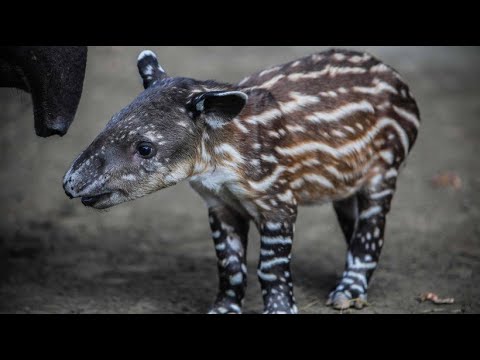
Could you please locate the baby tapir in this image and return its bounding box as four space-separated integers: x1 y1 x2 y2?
63 49 420 313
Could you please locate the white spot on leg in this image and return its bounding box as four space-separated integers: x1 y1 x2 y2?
215 243 226 251
229 272 243 286
241 264 247 273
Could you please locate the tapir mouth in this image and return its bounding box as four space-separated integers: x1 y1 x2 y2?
80 192 113 207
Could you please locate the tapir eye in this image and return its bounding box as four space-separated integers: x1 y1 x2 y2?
136 142 156 158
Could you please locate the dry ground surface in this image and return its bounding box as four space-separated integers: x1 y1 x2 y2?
0 46 479 314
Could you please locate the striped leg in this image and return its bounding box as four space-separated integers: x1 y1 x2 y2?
257 211 298 314
207 205 249 314
328 172 397 310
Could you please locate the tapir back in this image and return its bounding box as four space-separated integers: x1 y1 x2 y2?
233 49 420 204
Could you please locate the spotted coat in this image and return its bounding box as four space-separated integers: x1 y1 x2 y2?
64 48 420 313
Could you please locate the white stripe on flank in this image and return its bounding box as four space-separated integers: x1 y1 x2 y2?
255 199 272 211
238 76 250 86
244 108 282 125
276 117 409 158
353 81 398 95
393 105 420 128
348 54 371 63
288 65 367 82
268 130 281 138
331 129 346 138
302 158 321 166
370 189 394 200
370 63 392 73
259 66 281 77
277 189 295 203
320 91 338 97
259 74 285 88
261 236 292 245
379 118 409 156
286 124 305 132
359 206 382 219
279 92 320 113
324 165 345 179
260 257 290 270
233 118 249 133
248 166 286 191
287 163 302 173
305 101 374 123
333 53 347 61
303 174 334 188
344 126 356 134
257 270 277 281
290 178 305 189
377 101 391 111
261 154 278 163
214 143 245 163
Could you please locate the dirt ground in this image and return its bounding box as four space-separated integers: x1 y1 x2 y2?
0 46 479 314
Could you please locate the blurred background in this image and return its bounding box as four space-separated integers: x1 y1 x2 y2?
0 46 479 313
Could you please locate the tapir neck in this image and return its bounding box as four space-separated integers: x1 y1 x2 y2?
192 87 279 177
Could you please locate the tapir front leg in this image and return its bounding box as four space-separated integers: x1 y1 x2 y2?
207 204 249 314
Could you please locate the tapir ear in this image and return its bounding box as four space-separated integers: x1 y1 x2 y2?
137 50 167 89
188 91 248 128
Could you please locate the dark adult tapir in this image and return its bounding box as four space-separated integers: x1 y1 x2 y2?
0 46 88 137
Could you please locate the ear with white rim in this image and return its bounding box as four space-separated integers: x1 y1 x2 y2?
188 91 248 129
137 50 167 89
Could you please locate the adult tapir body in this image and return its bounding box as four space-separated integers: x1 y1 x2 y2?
0 46 87 137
